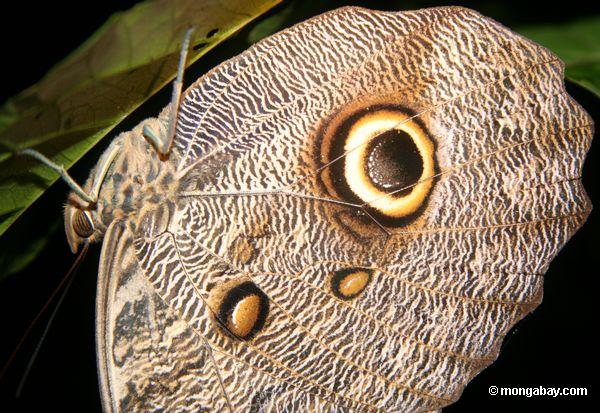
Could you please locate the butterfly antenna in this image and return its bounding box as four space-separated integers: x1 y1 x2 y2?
0 242 89 395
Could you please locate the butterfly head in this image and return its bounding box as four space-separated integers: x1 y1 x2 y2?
62 114 178 254
61 138 125 253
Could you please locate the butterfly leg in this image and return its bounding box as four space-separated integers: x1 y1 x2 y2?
17 148 96 203
18 139 121 205
143 28 194 159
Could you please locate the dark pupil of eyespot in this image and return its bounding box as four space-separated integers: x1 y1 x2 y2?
366 129 423 195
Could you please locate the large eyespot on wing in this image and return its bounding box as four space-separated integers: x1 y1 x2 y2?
319 102 437 226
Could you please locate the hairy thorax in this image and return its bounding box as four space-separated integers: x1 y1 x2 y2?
78 110 180 240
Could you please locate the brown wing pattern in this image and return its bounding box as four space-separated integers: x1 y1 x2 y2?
101 6 592 413
97 222 231 412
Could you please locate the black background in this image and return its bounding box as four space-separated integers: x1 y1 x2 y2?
0 1 597 411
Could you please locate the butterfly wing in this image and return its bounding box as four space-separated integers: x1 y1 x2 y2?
110 6 591 412
96 221 233 412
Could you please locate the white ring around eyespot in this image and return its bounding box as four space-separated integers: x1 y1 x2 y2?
344 110 435 218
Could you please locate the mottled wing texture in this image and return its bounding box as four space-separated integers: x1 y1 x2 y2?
107 6 592 413
96 222 231 411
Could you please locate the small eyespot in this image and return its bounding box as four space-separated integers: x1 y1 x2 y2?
330 268 373 300
72 209 94 238
214 281 269 340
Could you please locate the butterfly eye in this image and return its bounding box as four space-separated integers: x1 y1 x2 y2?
72 209 94 238
216 281 269 340
321 105 436 224
330 268 373 300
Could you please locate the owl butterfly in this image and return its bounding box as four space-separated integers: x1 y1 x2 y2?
33 5 592 413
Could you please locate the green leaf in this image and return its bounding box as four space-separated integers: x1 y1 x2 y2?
0 0 281 238
517 16 600 98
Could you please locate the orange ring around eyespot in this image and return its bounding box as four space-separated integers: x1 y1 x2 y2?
343 110 435 218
